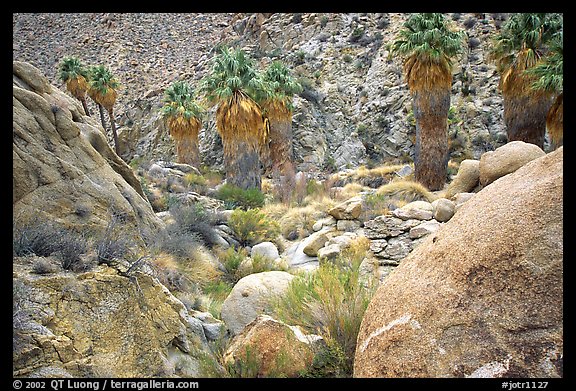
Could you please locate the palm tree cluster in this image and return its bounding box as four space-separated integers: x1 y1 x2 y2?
391 12 562 191
57 13 562 195
490 13 563 149
58 57 121 154
159 45 302 191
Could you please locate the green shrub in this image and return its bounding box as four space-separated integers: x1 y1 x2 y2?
184 173 208 193
228 209 280 247
216 184 265 210
218 247 248 282
273 249 377 377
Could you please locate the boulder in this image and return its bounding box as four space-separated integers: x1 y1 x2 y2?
251 241 280 261
223 315 322 377
354 148 563 378
328 196 363 220
445 159 480 199
431 198 456 223
302 227 334 256
392 200 434 220
220 271 296 335
479 141 545 186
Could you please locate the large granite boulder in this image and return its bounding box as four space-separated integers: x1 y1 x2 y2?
354 148 563 378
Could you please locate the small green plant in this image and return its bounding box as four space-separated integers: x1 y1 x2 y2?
228 209 280 247
273 242 376 377
217 246 249 283
320 15 329 28
183 172 208 193
343 54 353 63
216 184 266 210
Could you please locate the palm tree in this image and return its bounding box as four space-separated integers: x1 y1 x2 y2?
260 60 303 175
88 65 121 155
391 13 464 191
526 32 563 149
58 57 91 116
490 13 562 149
199 46 269 190
161 81 205 167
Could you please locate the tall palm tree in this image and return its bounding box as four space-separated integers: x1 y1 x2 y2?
490 13 562 149
88 65 121 155
391 13 464 191
199 46 269 190
260 60 302 175
526 32 563 149
58 57 91 116
161 81 205 167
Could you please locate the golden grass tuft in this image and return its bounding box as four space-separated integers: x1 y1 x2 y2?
178 245 224 285
375 179 437 203
335 182 371 201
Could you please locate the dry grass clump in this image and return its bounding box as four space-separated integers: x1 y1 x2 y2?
277 197 335 240
375 179 436 203
333 182 371 201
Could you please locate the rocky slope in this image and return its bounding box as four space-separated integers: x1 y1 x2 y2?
13 12 513 174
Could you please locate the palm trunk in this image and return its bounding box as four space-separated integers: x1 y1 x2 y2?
175 135 200 167
503 92 554 149
412 88 450 191
546 93 563 150
268 117 294 174
80 97 91 117
98 104 107 132
108 108 120 156
225 140 262 190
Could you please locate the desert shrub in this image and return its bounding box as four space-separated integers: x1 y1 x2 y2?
202 280 234 318
95 213 138 265
183 173 208 194
273 247 377 377
168 202 220 247
13 218 92 271
217 246 249 283
31 257 57 275
149 252 190 292
216 184 265 210
13 219 65 257
228 209 280 247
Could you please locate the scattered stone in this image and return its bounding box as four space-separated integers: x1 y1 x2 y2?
392 201 434 221
301 227 334 256
445 159 480 199
328 196 363 220
336 219 362 232
409 220 441 239
431 198 456 222
251 242 280 261
317 244 342 262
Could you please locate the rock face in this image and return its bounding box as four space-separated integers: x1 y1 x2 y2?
445 159 480 199
354 148 563 378
13 261 221 378
13 61 163 240
220 271 296 335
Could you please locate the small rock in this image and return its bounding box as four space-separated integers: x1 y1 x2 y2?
392 201 434 221
445 159 480 199
336 219 361 232
431 198 456 223
317 244 342 262
409 220 442 239
328 196 363 220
